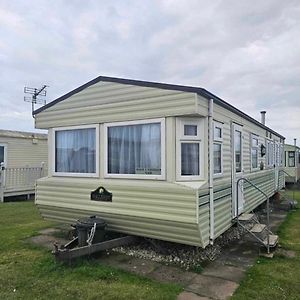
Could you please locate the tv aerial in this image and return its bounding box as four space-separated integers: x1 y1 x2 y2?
24 85 48 116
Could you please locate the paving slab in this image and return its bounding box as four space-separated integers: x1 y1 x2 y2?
177 291 210 300
149 265 197 286
201 262 245 283
97 253 161 276
275 248 297 258
214 240 257 270
29 235 68 250
186 274 239 300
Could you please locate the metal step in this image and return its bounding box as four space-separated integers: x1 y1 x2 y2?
263 234 279 248
250 223 266 233
249 223 268 241
238 213 255 222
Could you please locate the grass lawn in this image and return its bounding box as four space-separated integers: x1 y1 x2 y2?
232 189 300 300
0 201 181 300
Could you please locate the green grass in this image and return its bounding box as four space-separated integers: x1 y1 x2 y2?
232 189 300 300
0 201 181 300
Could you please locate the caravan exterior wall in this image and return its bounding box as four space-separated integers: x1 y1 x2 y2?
284 144 300 183
34 77 285 247
0 131 48 168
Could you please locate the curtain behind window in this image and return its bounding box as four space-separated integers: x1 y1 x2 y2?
181 143 199 175
55 128 96 173
108 123 161 174
0 146 4 164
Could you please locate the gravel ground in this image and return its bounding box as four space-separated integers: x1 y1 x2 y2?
111 221 255 270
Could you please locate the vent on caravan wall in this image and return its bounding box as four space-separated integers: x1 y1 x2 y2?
260 111 266 125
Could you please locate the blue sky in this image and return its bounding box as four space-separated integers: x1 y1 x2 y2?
0 0 299 144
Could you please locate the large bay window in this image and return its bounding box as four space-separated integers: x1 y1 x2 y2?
53 125 99 176
251 134 259 170
105 118 165 179
176 118 203 180
213 121 223 175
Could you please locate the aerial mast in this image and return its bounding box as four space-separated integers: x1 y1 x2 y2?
24 85 48 117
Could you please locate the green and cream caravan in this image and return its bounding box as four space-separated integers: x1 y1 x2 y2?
33 76 285 247
284 143 300 183
0 130 47 201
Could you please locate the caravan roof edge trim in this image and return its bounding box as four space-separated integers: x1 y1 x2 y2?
33 75 285 139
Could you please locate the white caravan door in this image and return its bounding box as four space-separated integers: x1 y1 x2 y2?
232 123 244 217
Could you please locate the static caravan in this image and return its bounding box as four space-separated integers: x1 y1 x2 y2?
33 76 285 248
0 130 47 201
284 143 300 183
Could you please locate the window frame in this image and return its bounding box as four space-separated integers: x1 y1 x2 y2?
213 121 223 177
266 139 274 168
104 118 166 180
288 151 295 167
250 134 259 171
0 143 8 167
176 117 204 181
52 124 99 177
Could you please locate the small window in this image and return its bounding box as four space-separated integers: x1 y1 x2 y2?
235 130 242 172
181 143 199 175
266 140 274 167
53 125 98 176
184 125 197 136
0 145 4 164
213 143 222 174
251 135 259 170
288 151 295 167
214 127 222 140
176 118 202 180
213 121 223 175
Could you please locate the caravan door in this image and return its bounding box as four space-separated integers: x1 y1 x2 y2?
232 123 244 217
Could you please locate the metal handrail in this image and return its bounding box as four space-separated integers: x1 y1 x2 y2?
236 177 270 253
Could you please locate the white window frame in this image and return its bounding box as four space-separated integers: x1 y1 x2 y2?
176 117 204 181
0 143 8 167
288 151 295 167
213 121 223 177
250 134 259 171
52 124 99 177
266 139 274 168
104 118 165 180
279 143 284 166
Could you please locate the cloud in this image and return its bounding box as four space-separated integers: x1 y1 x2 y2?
0 0 299 144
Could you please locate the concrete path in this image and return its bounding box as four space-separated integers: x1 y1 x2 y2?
29 200 289 300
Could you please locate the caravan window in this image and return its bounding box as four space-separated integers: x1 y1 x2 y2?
105 118 165 179
176 118 203 180
251 135 259 170
266 140 274 167
288 151 295 167
0 145 4 164
53 125 99 177
235 130 242 172
213 121 223 175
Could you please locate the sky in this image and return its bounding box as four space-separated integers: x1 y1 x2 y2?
0 0 299 144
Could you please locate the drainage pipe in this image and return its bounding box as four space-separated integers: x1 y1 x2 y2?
208 98 214 243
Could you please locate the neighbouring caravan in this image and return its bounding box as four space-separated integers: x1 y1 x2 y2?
0 130 47 201
33 76 285 247
284 143 300 183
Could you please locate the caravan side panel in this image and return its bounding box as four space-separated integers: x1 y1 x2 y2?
36 177 204 246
